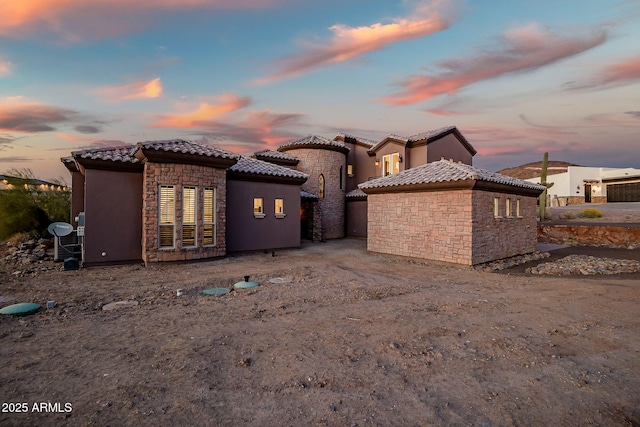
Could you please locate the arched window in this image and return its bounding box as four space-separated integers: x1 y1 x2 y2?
318 174 325 199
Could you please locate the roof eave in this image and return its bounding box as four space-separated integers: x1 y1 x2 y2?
227 170 308 185
279 142 350 155
137 148 238 169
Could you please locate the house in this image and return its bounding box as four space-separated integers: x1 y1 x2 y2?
62 140 307 266
525 166 640 205
1 174 67 192
62 125 543 267
359 160 545 265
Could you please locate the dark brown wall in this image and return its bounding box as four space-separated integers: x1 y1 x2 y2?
426 134 474 165
84 169 143 265
345 143 377 191
226 180 301 252
346 199 367 237
70 171 85 227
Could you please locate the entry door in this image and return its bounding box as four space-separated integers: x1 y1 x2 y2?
584 184 591 203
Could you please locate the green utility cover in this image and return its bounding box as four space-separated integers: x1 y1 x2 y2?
0 303 41 316
234 281 260 289
202 288 230 296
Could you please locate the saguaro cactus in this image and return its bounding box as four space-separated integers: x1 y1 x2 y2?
538 152 554 220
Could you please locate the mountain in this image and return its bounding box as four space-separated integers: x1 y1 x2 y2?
497 161 581 180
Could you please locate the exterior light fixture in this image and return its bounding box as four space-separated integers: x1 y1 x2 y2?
398 155 403 163
375 159 380 167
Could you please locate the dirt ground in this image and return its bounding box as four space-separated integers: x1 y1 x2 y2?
1 238 639 426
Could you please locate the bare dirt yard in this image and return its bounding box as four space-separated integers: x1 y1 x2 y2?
1 238 639 426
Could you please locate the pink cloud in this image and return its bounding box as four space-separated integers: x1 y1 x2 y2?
94 78 163 101
255 1 453 84
2 0 284 40
569 56 640 90
196 109 304 152
153 94 251 128
381 23 608 105
0 58 11 77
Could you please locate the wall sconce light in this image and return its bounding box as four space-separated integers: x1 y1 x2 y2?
398 155 403 163
375 159 380 167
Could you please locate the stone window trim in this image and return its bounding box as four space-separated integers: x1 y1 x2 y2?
493 197 502 218
516 198 523 218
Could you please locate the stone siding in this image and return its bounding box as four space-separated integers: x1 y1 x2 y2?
367 191 473 264
367 190 538 265
471 191 538 264
142 162 227 264
286 148 345 239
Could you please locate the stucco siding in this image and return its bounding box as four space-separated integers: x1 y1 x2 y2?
226 180 301 252
83 169 143 265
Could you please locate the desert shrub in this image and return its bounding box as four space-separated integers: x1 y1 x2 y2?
0 169 70 240
561 212 576 220
6 232 35 246
578 208 602 218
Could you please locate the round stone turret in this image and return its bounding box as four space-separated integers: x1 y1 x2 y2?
279 135 348 239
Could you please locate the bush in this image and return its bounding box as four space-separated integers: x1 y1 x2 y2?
578 208 603 218
0 169 70 240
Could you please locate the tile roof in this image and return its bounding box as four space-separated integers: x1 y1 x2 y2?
301 190 318 199
345 188 367 199
406 125 457 142
253 149 299 162
137 139 238 160
72 145 140 163
229 156 308 180
278 135 349 152
335 133 377 147
359 160 547 192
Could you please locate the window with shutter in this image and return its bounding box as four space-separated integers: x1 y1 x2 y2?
203 188 216 246
183 187 197 247
159 185 175 248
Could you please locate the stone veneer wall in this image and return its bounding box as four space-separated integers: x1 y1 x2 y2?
286 148 345 239
471 191 538 264
367 191 474 264
142 162 227 263
367 189 538 265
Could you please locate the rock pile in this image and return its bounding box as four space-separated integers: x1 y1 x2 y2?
1 239 55 276
527 255 640 275
474 252 551 273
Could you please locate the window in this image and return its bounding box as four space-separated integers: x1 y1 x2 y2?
493 197 501 218
347 164 353 177
182 187 197 247
254 198 265 218
339 166 343 190
382 153 400 176
203 188 216 246
506 198 512 218
318 174 325 199
516 199 522 218
159 185 175 248
275 198 285 218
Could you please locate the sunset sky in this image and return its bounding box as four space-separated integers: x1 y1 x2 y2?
1 0 639 182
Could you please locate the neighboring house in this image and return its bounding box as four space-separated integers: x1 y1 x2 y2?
525 166 640 205
359 160 545 265
0 174 67 191
62 125 543 266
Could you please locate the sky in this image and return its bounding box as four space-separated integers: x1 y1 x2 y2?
0 0 639 182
